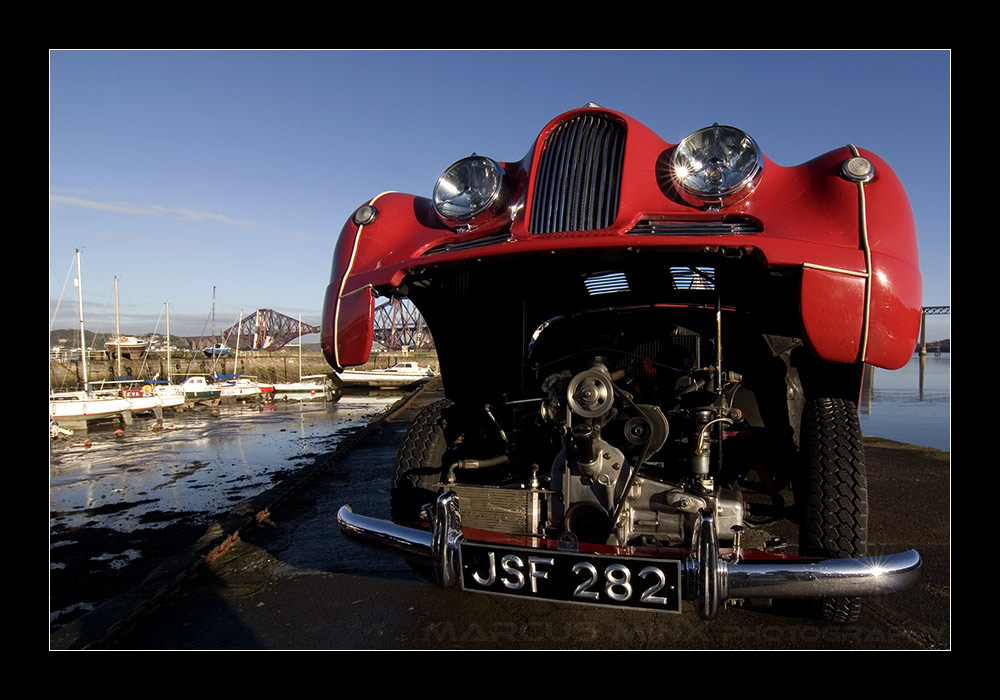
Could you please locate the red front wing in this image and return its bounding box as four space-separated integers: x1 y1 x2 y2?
322 106 920 375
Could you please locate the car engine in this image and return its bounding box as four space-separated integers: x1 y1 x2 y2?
443 319 747 551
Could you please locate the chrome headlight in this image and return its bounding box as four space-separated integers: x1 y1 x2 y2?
672 125 763 207
432 155 506 227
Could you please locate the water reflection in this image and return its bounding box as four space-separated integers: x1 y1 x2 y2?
49 392 405 532
859 355 949 451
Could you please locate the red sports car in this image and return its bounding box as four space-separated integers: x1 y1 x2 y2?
324 104 922 622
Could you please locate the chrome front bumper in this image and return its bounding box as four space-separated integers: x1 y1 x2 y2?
337 493 922 619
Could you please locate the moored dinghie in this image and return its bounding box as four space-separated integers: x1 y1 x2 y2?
274 315 339 400
179 376 222 403
274 374 338 400
204 343 230 357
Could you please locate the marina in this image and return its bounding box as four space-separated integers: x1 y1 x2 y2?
49 390 409 628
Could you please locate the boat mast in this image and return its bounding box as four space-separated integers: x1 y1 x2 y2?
75 249 88 392
114 276 122 379
166 300 171 384
298 315 303 381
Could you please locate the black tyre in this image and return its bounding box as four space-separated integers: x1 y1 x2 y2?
390 399 455 523
799 397 869 623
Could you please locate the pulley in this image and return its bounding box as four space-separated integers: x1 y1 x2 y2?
567 366 615 419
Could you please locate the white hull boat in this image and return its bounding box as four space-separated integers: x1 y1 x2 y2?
220 383 261 400
118 384 186 412
105 335 149 359
336 362 435 389
214 376 272 401
204 343 231 357
49 386 184 425
274 374 336 400
179 376 223 402
50 392 133 420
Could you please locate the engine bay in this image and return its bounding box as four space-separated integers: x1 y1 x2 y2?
436 307 765 552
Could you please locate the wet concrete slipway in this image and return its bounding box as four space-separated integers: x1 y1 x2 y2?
50 380 951 651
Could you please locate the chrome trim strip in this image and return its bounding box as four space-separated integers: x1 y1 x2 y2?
626 220 763 236
802 262 869 279
332 191 394 369
339 283 374 300
849 144 874 363
420 231 512 256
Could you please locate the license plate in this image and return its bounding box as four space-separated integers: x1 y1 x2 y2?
460 542 682 613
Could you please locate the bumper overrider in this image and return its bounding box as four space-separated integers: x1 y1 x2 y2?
337 493 922 620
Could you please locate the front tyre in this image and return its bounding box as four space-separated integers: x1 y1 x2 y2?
799 397 869 623
390 399 455 523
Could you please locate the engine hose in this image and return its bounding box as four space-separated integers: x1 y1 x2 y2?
446 455 509 483
696 418 734 453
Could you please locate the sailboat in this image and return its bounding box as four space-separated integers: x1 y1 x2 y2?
212 311 274 401
149 300 187 405
202 286 230 357
97 278 184 415
95 278 184 415
49 252 136 428
273 316 337 401
104 277 150 359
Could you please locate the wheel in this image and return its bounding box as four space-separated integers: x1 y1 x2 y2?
799 397 869 623
390 399 455 523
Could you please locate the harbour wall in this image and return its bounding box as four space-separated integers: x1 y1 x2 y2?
50 350 440 390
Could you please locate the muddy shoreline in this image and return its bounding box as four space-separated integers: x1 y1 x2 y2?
49 393 403 632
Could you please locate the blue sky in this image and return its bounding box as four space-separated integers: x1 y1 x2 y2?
49 50 950 343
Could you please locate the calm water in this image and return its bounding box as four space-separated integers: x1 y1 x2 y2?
49 355 949 534
859 354 950 451
49 392 406 533
50 355 950 534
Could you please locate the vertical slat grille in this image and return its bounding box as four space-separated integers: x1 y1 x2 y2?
529 114 625 234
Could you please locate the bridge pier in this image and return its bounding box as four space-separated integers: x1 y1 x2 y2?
919 306 950 356
920 311 927 356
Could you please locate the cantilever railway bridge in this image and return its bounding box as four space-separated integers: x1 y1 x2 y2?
220 309 320 352
219 303 943 354
218 300 434 353
372 298 434 351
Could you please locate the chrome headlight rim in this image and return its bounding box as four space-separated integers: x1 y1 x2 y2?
432 155 507 228
671 125 764 208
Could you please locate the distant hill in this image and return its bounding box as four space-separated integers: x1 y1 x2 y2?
50 329 108 348
49 329 323 353
922 339 950 354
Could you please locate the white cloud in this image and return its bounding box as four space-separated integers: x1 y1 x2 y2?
49 194 259 228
